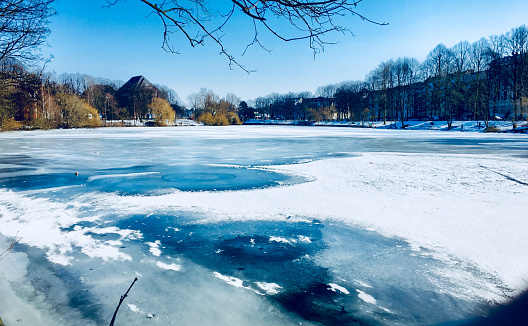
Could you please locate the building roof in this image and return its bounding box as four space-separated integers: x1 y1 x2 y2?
117 75 160 96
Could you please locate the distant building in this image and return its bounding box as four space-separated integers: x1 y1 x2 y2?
115 76 161 120
488 54 528 120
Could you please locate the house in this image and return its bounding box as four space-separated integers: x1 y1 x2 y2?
115 76 161 120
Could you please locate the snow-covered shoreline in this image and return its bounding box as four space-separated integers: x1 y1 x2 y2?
245 119 528 132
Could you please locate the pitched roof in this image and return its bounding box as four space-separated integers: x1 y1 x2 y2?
117 75 160 96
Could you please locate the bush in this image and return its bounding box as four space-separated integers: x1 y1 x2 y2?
196 111 241 126
227 111 242 125
484 126 500 133
56 94 102 128
214 114 230 126
196 112 215 125
148 98 175 126
28 116 58 130
0 118 22 131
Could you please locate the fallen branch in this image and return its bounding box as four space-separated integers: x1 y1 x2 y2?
109 277 138 326
0 232 22 261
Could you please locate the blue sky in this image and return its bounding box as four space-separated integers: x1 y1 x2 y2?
42 0 528 104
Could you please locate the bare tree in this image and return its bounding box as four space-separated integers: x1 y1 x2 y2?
155 84 181 104
469 38 491 125
188 88 218 112
485 34 507 121
225 92 241 110
315 83 339 98
450 41 471 121
451 41 471 72
106 0 386 72
423 44 454 125
505 25 528 123
0 0 55 63
486 34 507 61
369 60 394 124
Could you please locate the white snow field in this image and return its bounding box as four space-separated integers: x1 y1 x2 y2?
0 126 527 325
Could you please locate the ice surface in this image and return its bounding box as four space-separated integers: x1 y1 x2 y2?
1 126 527 325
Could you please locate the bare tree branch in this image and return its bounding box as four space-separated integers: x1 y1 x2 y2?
0 0 56 64
109 277 138 326
0 232 22 261
106 0 387 73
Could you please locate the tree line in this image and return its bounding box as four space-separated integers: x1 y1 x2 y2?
0 62 188 130
187 88 242 126
250 25 528 129
0 0 198 130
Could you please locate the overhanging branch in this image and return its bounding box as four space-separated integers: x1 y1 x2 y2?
106 0 387 73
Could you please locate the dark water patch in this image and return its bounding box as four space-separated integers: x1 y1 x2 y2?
114 215 505 325
0 163 304 194
0 166 33 174
88 164 301 194
0 154 46 166
218 235 305 263
277 281 373 326
15 244 105 325
0 173 88 190
318 223 504 325
436 290 528 326
116 216 384 325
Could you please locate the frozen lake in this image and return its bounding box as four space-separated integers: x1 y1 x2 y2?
1 126 527 325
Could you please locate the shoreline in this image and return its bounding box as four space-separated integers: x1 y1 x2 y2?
244 119 528 133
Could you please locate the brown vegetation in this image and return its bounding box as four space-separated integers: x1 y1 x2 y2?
484 126 500 132
148 97 175 126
